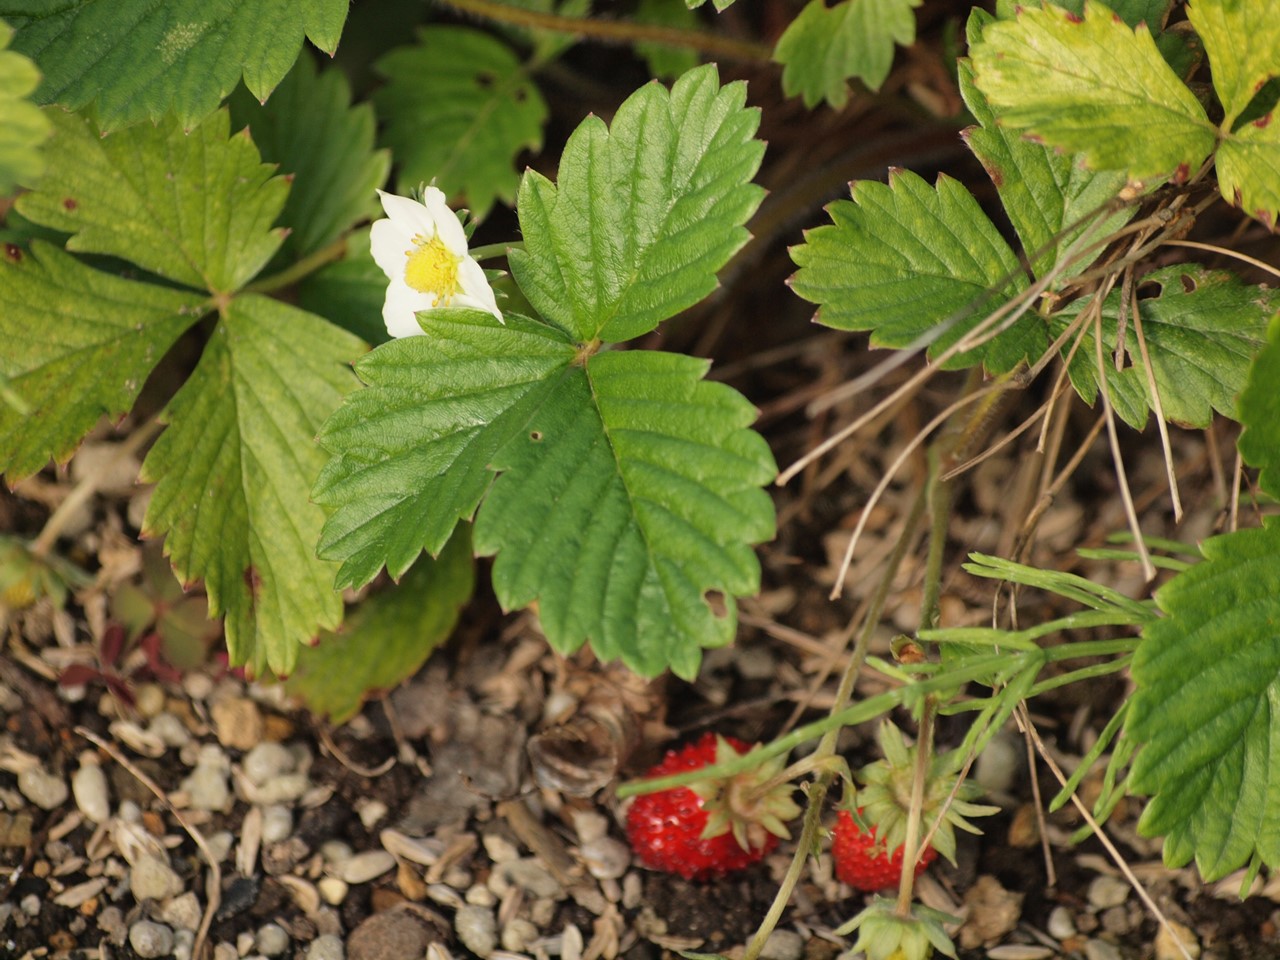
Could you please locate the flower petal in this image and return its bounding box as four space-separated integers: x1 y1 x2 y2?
421 186 468 252
369 218 415 280
383 276 436 338
377 189 438 238
457 257 502 320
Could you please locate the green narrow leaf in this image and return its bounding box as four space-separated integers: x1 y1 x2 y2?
789 168 1036 372
774 0 921 107
142 295 363 679
476 348 776 679
0 242 204 480
958 16 1131 284
971 1 1216 181
1238 312 1280 499
374 26 547 220
1 0 348 131
15 108 288 294
229 54 390 260
1188 0 1280 127
314 310 579 590
1216 115 1280 228
1127 520 1280 881
1051 265 1275 429
508 63 764 344
286 527 474 723
0 19 49 193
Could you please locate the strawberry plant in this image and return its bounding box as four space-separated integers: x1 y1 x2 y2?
1 0 1278 957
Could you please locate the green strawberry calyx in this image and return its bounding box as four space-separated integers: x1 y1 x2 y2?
691 735 803 853
835 897 961 960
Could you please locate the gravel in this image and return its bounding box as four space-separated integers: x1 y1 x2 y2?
17 765 69 809
129 920 176 958
71 753 110 823
129 854 183 902
455 904 499 958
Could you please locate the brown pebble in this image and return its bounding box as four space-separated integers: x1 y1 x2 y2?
398 861 428 901
212 696 264 751
372 887 408 913
348 909 441 960
49 929 77 951
142 810 166 837
32 860 50 878
263 714 295 742
1007 804 1040 848
80 897 100 917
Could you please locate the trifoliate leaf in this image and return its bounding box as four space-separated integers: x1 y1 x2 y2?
1127 520 1280 880
15 108 288 294
1051 266 1275 429
0 19 49 194
1 0 347 132
1238 313 1280 499
315 308 776 679
297 228 389 347
1216 114 1280 229
958 30 1131 285
286 527 474 723
374 26 547 221
789 168 1036 372
635 0 700 80
142 295 362 679
971 1 1216 181
229 54 390 261
774 0 920 107
0 242 204 481
1188 0 1280 127
509 63 764 344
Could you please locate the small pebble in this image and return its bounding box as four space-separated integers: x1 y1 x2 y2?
493 858 561 898
986 947 1055 960
129 920 176 958
261 804 294 844
579 837 630 879
256 922 291 956
252 772 310 804
173 929 196 960
130 855 183 902
358 798 388 829
212 696 264 751
133 683 166 718
1155 920 1201 960
18 766 69 810
181 761 231 811
97 906 128 945
150 712 192 748
760 929 804 960
1087 875 1131 910
20 894 40 917
1101 905 1131 936
243 741 295 785
318 877 349 905
1084 939 1122 960
71 755 110 824
481 833 521 863
502 918 539 952
455 904 498 959
1048 906 1077 940
160 892 204 932
466 884 498 907
349 910 438 960
321 840 354 866
213 944 239 960
308 934 346 960
340 849 396 885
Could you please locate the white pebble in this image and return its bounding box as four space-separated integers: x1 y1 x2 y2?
1155 920 1201 960
149 712 192 748
455 904 498 959
133 683 166 718
173 928 196 960
251 772 309 804
320 840 353 866
1085 940 1122 960
466 884 498 907
1048 906 1077 941
18 766 69 810
502 918 539 952
261 804 294 844
318 877 349 905
256 923 291 956
579 837 630 880
130 920 176 958
214 944 239 960
131 855 183 902
760 930 804 960
357 798 388 829
181 763 230 811
71 756 110 824
339 849 396 885
243 741 295 785
160 892 203 931
1087 875 1131 910
20 893 40 916
307 934 346 960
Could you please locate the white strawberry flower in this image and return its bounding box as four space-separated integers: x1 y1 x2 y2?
369 187 502 338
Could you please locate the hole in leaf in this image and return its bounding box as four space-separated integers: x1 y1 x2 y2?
476 72 495 89
1179 273 1197 294
703 590 727 618
530 430 543 442
1135 280 1164 300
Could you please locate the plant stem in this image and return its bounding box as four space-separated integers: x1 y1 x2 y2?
436 0 775 62
244 237 349 294
895 698 935 916
470 241 522 262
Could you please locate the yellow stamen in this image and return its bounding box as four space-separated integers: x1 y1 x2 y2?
403 233 462 303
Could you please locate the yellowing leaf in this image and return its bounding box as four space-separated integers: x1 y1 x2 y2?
1188 0 1280 126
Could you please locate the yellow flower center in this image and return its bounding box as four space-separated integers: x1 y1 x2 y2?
404 233 462 303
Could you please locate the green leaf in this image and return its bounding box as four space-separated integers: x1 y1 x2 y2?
0 242 204 480
1216 114 1280 228
142 295 362 679
1188 0 1280 127
774 0 921 107
0 19 49 194
315 310 578 589
1 0 347 132
1127 520 1280 881
1051 266 1276 429
971 1 1216 181
997 0 1173 29
635 0 700 80
229 54 390 261
374 26 547 221
15 108 288 294
957 29 1131 285
788 168 1036 372
296 228 388 347
286 527 474 723
508 63 764 344
1238 313 1280 499
315 309 776 679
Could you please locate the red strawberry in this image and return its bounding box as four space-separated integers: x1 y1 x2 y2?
832 809 937 892
625 732 799 880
